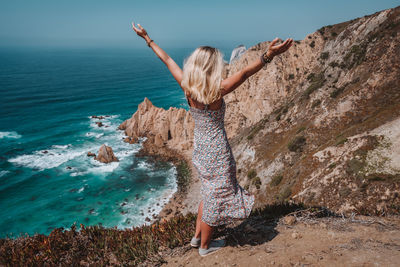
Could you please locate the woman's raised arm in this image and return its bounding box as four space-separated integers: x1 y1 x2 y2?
221 37 294 96
132 22 183 87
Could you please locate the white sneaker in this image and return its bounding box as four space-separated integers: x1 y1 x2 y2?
198 239 226 257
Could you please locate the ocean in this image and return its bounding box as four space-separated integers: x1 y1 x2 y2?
0 45 233 239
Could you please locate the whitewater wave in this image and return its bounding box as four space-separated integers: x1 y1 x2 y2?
0 170 10 178
8 144 88 170
8 114 139 172
116 164 178 229
0 131 21 139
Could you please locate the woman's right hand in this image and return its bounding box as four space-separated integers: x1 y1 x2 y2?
132 22 149 39
267 37 294 58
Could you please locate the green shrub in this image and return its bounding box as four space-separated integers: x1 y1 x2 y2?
253 177 262 189
329 61 339 68
309 40 315 48
288 73 295 80
335 137 348 146
270 174 283 186
342 44 367 69
247 118 268 140
328 162 337 169
176 160 192 193
330 84 347 98
287 135 306 152
320 52 329 60
247 169 257 180
311 99 321 108
302 72 326 99
331 32 337 37
296 126 306 134
278 186 292 202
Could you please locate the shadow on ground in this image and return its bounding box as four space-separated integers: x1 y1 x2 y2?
206 203 339 247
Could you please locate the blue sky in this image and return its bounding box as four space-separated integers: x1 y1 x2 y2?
0 0 398 49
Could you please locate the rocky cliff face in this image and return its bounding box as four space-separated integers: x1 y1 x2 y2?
121 6 400 215
119 97 194 155
229 6 400 215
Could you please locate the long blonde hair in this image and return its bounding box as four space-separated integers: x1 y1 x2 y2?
181 46 225 104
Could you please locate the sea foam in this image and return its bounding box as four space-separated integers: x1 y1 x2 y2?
0 131 21 139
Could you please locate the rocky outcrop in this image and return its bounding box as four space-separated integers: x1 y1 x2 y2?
94 144 119 163
119 97 194 156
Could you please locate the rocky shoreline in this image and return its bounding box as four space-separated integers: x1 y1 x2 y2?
134 134 201 224
117 96 202 225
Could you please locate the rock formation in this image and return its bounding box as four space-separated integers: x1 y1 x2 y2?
227 6 400 214
94 144 119 163
119 97 194 155
120 6 400 215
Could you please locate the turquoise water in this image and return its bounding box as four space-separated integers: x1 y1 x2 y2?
0 45 233 239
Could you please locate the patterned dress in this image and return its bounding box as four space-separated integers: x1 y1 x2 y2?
187 96 255 226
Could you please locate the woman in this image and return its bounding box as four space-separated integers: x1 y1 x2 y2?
132 22 293 256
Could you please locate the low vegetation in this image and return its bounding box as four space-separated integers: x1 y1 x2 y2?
253 177 262 189
287 135 306 152
176 160 191 193
311 99 321 108
247 169 257 180
341 44 368 69
302 72 326 99
0 214 197 266
270 174 283 186
320 52 329 60
278 186 292 202
247 118 268 140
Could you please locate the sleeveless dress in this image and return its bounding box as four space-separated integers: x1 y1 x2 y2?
187 96 255 226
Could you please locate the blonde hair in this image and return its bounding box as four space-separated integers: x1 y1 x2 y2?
181 46 225 104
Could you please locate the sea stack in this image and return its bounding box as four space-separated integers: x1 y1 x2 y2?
94 144 119 163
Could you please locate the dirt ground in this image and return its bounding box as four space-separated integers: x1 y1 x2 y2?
158 212 400 267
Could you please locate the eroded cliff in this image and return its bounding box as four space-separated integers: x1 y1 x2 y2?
120 6 400 215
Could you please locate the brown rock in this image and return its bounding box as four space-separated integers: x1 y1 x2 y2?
165 208 173 215
283 215 297 226
118 97 194 154
95 122 104 127
123 136 138 144
94 144 119 163
91 115 105 119
87 151 96 157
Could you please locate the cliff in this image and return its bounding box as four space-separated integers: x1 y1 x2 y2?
2 6 400 267
120 6 400 216
119 97 194 153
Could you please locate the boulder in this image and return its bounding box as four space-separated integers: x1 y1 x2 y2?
94 144 119 163
87 152 96 157
123 136 138 144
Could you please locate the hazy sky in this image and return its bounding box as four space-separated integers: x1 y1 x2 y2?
0 0 398 49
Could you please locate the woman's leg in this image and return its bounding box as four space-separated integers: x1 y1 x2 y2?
194 200 203 239
200 220 214 249
195 199 214 249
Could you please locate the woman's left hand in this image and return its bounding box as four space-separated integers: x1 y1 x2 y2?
132 22 148 39
267 38 294 58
